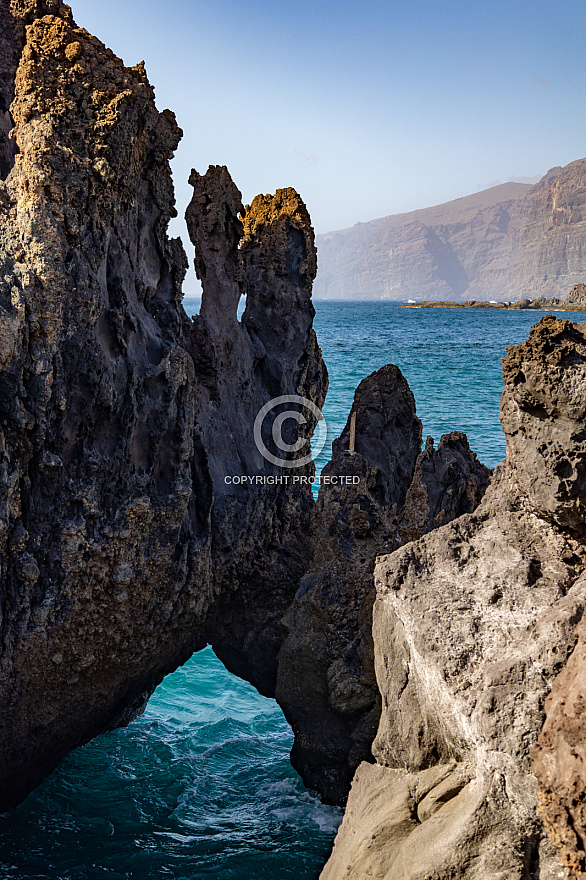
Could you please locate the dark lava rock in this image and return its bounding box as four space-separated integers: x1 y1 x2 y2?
398 431 491 545
185 167 327 696
0 0 326 811
276 367 490 805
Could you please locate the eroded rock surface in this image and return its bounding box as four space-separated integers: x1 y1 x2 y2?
0 0 325 811
0 0 204 811
322 317 586 879
185 169 327 695
398 431 490 545
1 0 487 820
276 365 421 804
501 316 586 534
564 282 586 307
532 615 586 878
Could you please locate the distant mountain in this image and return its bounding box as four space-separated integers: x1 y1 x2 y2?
314 159 586 301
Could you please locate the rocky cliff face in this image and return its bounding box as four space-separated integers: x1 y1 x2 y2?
185 170 327 695
506 162 586 304
0 0 202 811
315 166 586 302
276 366 422 805
321 316 586 879
0 0 326 811
526 319 586 878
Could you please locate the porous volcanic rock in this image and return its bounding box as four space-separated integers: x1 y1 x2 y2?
0 0 203 811
398 431 490 545
4 11 584 880
531 615 586 878
0 0 326 811
564 282 586 307
321 317 586 879
532 619 586 880
185 168 327 695
501 316 586 533
277 369 491 805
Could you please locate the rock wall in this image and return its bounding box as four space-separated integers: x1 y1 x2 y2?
532 614 586 879
185 168 327 696
321 316 586 879
0 0 203 811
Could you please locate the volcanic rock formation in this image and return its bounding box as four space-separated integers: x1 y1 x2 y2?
276 370 490 805
532 615 586 878
0 0 325 811
321 317 586 879
2 6 585 880
185 168 327 696
564 282 586 307
403 281 586 310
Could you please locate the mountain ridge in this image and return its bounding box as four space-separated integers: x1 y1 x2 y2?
314 163 586 302
321 181 533 237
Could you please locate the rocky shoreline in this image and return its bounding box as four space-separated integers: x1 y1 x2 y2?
402 283 586 311
1 3 585 879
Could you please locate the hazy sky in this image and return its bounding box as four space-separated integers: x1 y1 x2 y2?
70 0 586 293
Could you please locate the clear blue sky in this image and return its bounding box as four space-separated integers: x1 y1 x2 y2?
70 0 586 293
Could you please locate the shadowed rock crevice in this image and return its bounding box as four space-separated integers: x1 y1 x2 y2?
0 2 22 180
276 366 491 805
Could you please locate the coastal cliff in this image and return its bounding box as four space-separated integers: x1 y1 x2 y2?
315 164 586 302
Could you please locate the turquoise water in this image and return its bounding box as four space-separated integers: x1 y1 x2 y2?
0 649 340 880
2 300 584 880
312 302 586 472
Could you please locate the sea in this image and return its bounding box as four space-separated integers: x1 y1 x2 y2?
1 300 583 880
